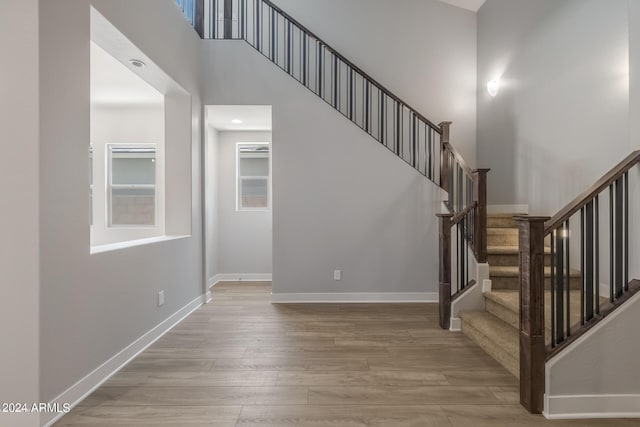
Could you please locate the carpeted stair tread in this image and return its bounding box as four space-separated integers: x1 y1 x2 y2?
490 265 580 277
487 245 551 255
459 311 519 378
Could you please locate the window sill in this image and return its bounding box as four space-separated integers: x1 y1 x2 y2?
90 234 190 254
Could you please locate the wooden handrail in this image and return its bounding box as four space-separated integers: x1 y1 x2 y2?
451 202 477 225
545 151 640 234
444 142 475 177
260 0 442 133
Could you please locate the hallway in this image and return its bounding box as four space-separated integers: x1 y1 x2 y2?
56 282 636 426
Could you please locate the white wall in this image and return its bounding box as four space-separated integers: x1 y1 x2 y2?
39 0 203 411
270 0 478 167
477 0 630 212
205 125 220 283
213 131 272 278
90 105 166 245
202 41 444 299
0 1 40 426
545 292 640 418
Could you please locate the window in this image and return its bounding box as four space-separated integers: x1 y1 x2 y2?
237 143 270 210
107 144 156 226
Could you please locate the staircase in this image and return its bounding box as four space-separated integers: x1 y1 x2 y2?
459 213 582 378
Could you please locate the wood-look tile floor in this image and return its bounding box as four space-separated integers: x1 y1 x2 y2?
56 282 638 426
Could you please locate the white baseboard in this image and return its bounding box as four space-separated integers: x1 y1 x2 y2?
487 204 529 214
209 273 272 287
42 295 203 427
450 317 462 331
270 292 438 303
544 394 640 419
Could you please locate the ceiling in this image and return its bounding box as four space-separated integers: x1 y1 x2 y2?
438 0 486 12
91 41 164 106
206 105 272 131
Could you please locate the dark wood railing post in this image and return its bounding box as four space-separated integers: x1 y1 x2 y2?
473 169 490 263
515 216 550 414
439 121 452 192
437 213 453 329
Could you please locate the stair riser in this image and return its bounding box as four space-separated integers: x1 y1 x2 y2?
485 298 518 329
487 217 519 228
487 232 552 247
461 320 519 378
491 276 582 290
485 298 554 345
487 253 551 267
487 232 518 247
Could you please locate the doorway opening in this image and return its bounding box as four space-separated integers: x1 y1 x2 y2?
204 105 273 297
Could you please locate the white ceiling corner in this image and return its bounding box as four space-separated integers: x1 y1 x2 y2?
438 0 486 12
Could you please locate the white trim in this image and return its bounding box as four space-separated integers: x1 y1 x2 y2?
270 292 438 303
209 273 272 287
450 317 462 331
90 234 190 254
41 295 203 427
543 394 640 419
487 204 529 214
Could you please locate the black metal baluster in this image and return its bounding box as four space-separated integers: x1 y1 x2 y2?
565 219 571 337
302 33 307 86
595 195 600 314
395 103 401 156
286 21 292 74
255 0 260 50
316 42 322 96
428 127 433 181
610 184 614 303
551 229 556 346
580 207 585 326
364 81 370 134
585 202 594 322
615 178 623 298
348 67 354 121
624 171 629 292
224 0 232 39
380 91 385 145
211 0 216 39
412 114 417 168
240 0 245 39
556 226 565 344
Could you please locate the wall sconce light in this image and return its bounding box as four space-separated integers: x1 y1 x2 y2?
487 79 500 97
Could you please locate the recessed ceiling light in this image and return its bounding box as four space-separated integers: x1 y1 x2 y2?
231 119 243 124
129 59 146 68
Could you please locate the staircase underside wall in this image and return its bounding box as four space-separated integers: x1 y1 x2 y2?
202 41 445 298
544 291 640 419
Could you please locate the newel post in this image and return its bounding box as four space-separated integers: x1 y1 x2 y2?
437 213 453 329
439 121 452 193
515 216 549 414
473 169 490 263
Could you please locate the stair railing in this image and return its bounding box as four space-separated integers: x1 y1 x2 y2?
437 123 489 329
206 0 443 185
201 0 488 330
517 151 640 413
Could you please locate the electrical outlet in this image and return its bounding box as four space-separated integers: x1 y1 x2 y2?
158 291 165 307
334 270 341 281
